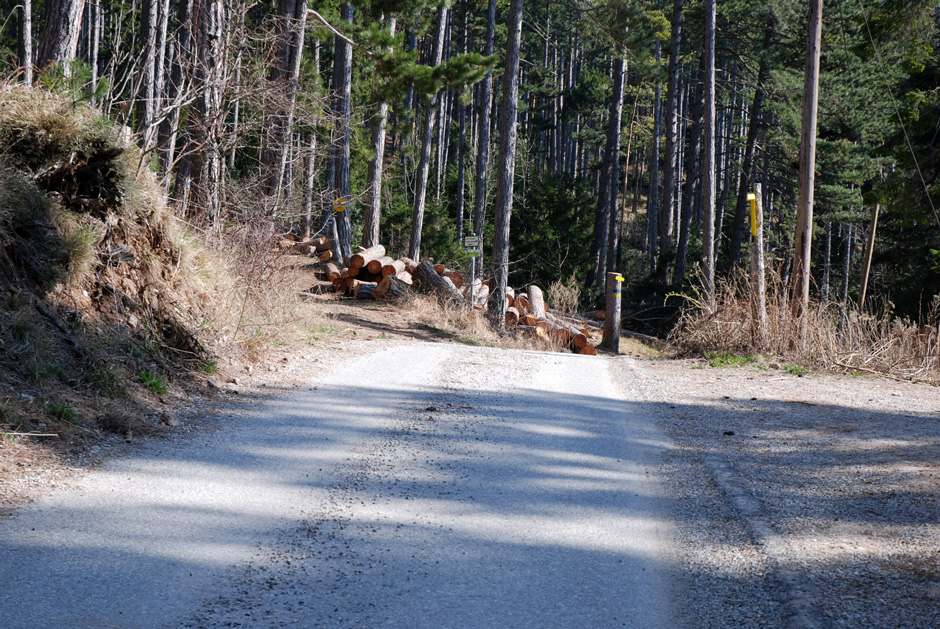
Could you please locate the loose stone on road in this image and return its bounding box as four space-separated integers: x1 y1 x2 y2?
0 343 677 628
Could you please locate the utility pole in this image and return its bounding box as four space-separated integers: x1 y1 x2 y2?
791 0 824 327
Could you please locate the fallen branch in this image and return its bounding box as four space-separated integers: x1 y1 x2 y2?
1 432 59 438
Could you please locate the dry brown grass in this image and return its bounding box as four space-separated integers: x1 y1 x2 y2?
669 273 940 383
401 296 568 352
171 219 308 362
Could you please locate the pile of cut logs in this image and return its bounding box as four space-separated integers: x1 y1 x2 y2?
283 237 598 355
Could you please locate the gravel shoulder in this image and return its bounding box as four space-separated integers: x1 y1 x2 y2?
617 357 940 628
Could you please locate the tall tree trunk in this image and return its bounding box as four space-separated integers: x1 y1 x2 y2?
490 0 524 329
728 26 773 268
588 55 626 287
455 97 467 242
262 0 308 215
188 0 225 225
363 16 397 248
657 0 684 284
648 43 662 270
37 0 85 75
162 0 194 192
302 133 317 239
137 0 159 153
17 0 32 85
333 3 354 261
701 0 717 304
674 60 704 287
408 5 448 261
792 0 824 322
840 224 852 304
473 0 496 241
821 220 831 302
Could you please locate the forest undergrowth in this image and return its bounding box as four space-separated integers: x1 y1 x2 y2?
670 273 940 383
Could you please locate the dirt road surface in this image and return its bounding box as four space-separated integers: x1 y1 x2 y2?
0 343 679 628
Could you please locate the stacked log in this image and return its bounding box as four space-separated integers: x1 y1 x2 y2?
374 275 411 301
368 255 395 275
350 244 386 269
412 261 464 302
382 259 406 276
315 250 599 356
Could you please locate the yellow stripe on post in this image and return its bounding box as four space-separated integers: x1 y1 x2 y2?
747 192 758 237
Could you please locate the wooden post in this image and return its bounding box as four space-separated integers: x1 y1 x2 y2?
750 184 766 346
857 203 881 311
601 272 622 353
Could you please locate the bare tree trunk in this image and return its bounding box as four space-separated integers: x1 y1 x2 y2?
137 0 160 152
647 44 662 271
701 0 717 305
674 58 704 288
792 0 824 323
588 55 626 287
37 0 86 75
857 204 880 311
729 26 773 268
17 0 32 85
162 0 194 192
189 0 225 225
473 0 496 242
302 133 317 239
841 224 852 304
408 5 448 261
657 0 684 284
821 220 831 302
333 3 354 261
363 16 397 248
490 0 524 329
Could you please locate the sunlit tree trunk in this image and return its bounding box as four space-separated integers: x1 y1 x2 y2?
490 0 524 329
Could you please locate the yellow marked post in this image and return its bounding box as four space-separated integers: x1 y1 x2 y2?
747 193 758 237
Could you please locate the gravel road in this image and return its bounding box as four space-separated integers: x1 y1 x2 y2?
0 343 679 628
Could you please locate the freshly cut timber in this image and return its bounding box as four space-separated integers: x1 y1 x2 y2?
313 236 333 252
443 270 463 289
350 244 386 269
401 257 419 273
520 313 538 326
528 285 546 318
412 261 464 302
505 306 519 327
373 275 411 300
472 282 490 308
506 286 515 308
318 250 333 262
325 262 342 281
514 295 530 316
396 271 413 285
433 263 447 275
368 255 395 274
578 344 597 356
382 259 406 276
332 277 347 292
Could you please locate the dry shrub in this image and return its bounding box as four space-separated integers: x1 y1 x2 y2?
670 272 940 382
175 218 305 361
547 276 581 314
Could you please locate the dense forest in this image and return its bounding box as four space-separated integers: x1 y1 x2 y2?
1 0 938 327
